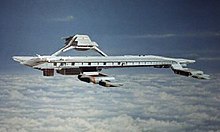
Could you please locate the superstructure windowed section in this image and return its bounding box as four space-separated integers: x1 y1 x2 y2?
60 62 65 66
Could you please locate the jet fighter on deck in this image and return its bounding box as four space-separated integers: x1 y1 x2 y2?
13 34 210 87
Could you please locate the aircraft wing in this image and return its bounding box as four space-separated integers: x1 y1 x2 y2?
171 64 210 79
77 72 123 87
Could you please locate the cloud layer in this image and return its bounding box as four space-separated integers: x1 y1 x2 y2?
132 32 220 39
0 73 220 131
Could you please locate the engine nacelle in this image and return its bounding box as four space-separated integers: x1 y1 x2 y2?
172 69 192 76
78 74 115 84
78 74 123 87
99 80 123 87
42 69 54 76
78 75 94 83
191 74 210 80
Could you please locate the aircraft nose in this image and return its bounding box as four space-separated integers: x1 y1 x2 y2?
12 56 25 63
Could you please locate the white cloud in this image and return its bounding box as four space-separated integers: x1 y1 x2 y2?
186 112 210 122
140 118 184 131
134 33 176 38
9 90 26 100
0 73 220 131
132 31 220 39
51 15 74 22
159 91 176 100
198 57 220 61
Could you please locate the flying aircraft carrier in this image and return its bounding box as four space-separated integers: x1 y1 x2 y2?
13 34 210 87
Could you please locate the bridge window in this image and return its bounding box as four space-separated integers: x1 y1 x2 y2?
53 62 57 66
103 62 106 65
60 62 65 66
88 62 91 65
71 62 75 66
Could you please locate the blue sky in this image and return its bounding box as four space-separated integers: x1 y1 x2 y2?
0 0 220 73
